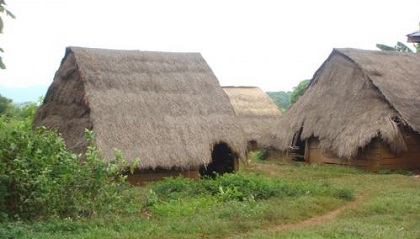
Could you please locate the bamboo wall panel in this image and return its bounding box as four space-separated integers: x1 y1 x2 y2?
127 170 200 185
306 128 420 171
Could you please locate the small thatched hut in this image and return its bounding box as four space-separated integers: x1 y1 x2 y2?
407 28 420 43
262 48 420 170
223 86 281 151
34 47 247 184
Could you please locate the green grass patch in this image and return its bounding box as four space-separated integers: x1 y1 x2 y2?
2 158 419 239
0 167 357 239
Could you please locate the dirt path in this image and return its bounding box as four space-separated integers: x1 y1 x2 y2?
267 195 363 232
228 162 365 238
227 195 363 239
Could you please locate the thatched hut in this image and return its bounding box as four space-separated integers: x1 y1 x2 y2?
223 86 281 151
34 47 247 184
407 27 420 43
262 48 420 170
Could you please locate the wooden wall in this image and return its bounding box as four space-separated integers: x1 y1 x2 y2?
306 127 420 171
127 157 240 186
127 169 200 186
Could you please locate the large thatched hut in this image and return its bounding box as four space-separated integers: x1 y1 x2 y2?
223 86 281 150
34 47 247 184
262 48 420 170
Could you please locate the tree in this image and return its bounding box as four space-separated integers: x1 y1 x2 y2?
290 80 310 105
0 93 12 114
266 91 291 111
376 41 418 53
0 0 15 69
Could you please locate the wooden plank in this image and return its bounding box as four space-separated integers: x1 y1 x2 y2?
380 156 419 164
127 170 200 185
378 163 420 170
307 133 420 170
304 140 309 162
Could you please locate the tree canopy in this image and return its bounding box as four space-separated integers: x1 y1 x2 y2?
376 41 419 53
290 80 310 105
0 93 12 114
266 91 291 111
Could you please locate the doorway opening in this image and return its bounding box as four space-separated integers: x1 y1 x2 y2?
290 127 306 161
247 140 258 152
200 142 237 178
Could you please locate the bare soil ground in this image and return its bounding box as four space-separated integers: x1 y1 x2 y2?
264 195 363 232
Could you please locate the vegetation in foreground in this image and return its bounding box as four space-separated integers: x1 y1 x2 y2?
0 99 137 221
1 161 419 239
0 168 354 239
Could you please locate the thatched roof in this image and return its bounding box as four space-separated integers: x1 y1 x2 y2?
34 46 246 170
407 29 420 43
223 86 281 143
262 48 420 159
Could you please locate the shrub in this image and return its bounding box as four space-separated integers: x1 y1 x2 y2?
215 172 278 200
248 149 268 161
148 172 355 207
0 116 132 220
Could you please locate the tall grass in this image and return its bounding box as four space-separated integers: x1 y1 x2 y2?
0 168 356 239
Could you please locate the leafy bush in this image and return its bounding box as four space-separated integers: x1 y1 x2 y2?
215 172 278 200
148 172 354 205
144 173 354 222
0 115 133 220
249 149 269 161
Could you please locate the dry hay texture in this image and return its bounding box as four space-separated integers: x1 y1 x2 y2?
223 86 281 143
262 48 420 159
34 47 247 170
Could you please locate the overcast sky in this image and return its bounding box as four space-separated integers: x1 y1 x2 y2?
0 0 419 93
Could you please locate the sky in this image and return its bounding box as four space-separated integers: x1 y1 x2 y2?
0 0 419 101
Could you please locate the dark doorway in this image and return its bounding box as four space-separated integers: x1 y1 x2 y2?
247 140 258 151
290 128 306 161
200 142 236 178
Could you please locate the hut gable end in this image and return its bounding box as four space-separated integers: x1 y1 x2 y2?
34 46 246 171
223 86 281 145
337 49 420 132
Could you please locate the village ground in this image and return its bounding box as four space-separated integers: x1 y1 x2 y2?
233 160 420 238
2 156 419 239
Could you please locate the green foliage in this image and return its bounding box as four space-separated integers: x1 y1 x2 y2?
266 91 291 111
0 114 134 220
376 41 417 53
11 163 420 239
148 172 354 204
249 149 269 161
415 43 420 53
0 94 39 125
290 79 310 105
0 94 11 114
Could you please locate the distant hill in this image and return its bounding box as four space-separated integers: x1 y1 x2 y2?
0 85 48 103
266 91 291 111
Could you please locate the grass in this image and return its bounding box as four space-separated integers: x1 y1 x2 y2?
1 160 419 239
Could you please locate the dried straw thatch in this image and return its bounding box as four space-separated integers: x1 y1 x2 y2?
223 86 281 143
34 47 246 170
262 48 420 159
